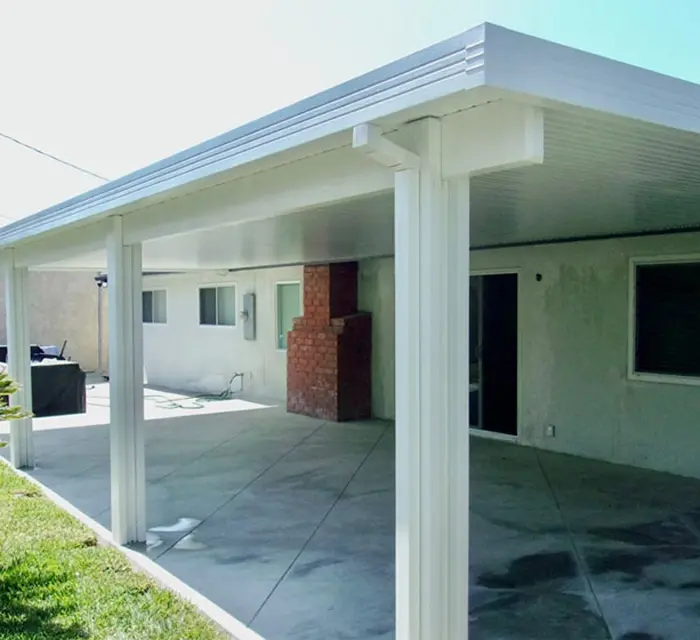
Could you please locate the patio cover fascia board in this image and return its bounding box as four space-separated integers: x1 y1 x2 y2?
483 25 700 134
0 25 485 249
2 23 700 254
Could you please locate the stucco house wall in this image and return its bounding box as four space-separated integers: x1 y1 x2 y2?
471 231 700 479
0 271 101 371
144 235 700 480
354 234 700 479
142 267 303 399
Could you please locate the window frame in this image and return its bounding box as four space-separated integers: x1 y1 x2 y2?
142 288 168 325
275 280 302 351
197 283 237 328
628 254 700 387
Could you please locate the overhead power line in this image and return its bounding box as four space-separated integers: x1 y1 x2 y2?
0 131 109 182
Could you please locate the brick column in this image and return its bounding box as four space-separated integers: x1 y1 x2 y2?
287 262 372 421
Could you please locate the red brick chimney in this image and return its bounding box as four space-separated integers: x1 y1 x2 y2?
287 262 372 421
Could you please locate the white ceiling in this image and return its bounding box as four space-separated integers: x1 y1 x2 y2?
143 193 396 270
471 107 700 246
38 106 700 272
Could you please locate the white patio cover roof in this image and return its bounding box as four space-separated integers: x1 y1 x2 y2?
4 22 700 271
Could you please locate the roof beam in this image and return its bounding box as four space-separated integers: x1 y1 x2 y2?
353 101 544 180
441 101 544 178
121 148 394 246
11 220 108 269
352 124 420 170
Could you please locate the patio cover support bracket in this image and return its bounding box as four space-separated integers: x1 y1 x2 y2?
107 216 146 545
4 250 34 469
352 123 420 170
354 119 469 640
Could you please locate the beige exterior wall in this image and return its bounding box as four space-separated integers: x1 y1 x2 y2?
0 271 101 371
471 232 700 479
354 233 700 479
145 236 700 480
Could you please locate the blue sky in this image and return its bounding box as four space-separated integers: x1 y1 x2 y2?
0 0 696 221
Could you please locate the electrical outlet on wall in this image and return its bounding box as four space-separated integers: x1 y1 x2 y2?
545 424 556 438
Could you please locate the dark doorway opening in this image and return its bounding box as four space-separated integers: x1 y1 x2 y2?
469 273 518 436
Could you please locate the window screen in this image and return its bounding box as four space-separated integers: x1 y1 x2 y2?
152 291 167 323
143 290 167 324
199 288 216 325
635 262 700 377
199 286 236 326
217 286 236 326
143 291 153 323
277 283 301 349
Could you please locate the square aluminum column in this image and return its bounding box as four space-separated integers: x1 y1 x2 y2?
4 252 34 469
393 119 470 640
107 216 146 545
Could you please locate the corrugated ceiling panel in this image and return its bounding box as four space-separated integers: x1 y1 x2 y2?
470 108 700 247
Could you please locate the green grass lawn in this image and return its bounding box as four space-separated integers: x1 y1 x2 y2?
0 462 228 640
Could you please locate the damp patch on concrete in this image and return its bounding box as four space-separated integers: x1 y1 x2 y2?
469 591 609 640
218 553 264 565
290 557 343 579
589 516 699 547
476 551 578 589
585 545 700 583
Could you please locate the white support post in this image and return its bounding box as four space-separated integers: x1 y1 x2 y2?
4 251 34 469
394 118 470 640
445 176 470 639
106 216 146 545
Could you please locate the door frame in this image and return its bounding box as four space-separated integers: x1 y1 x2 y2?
469 275 484 431
469 267 521 442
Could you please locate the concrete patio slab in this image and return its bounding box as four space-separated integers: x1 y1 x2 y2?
4 386 700 639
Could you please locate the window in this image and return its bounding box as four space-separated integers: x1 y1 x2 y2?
143 290 167 324
276 282 301 349
633 261 700 378
199 285 236 326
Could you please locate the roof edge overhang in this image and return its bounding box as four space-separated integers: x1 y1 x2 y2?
0 23 487 248
482 23 700 135
4 22 700 252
